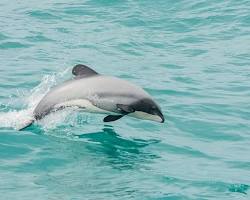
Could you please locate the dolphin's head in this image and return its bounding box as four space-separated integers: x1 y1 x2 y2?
130 98 165 123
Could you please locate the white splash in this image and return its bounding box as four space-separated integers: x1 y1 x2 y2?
37 107 78 130
0 68 71 130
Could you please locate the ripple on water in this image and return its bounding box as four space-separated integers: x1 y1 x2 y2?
26 10 61 20
0 42 32 49
0 33 9 40
25 34 54 43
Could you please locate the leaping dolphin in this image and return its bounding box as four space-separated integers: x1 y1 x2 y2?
19 64 164 130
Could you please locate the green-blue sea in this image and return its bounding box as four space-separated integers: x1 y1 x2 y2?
0 0 250 199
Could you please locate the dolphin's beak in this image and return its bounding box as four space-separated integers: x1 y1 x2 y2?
155 109 165 123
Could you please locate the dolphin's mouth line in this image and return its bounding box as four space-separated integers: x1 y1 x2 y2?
158 112 165 123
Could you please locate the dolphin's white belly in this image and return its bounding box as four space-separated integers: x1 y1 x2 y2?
54 99 116 115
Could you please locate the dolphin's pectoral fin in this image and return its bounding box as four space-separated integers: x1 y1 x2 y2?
117 104 135 114
72 64 99 78
103 104 135 122
103 115 124 122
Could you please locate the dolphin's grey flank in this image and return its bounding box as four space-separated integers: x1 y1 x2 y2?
19 64 164 130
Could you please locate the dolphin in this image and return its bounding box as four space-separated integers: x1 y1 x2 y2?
19 64 164 130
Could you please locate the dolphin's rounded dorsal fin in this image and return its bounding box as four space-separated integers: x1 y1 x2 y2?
72 64 99 78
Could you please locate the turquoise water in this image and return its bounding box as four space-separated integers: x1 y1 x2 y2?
0 0 250 199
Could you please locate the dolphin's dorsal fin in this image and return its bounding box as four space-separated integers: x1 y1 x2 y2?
72 64 98 78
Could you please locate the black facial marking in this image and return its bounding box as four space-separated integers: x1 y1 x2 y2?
131 98 164 122
132 99 155 113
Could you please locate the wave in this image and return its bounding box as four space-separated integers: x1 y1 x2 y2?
0 68 71 130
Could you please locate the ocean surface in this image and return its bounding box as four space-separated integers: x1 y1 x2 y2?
0 0 250 199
